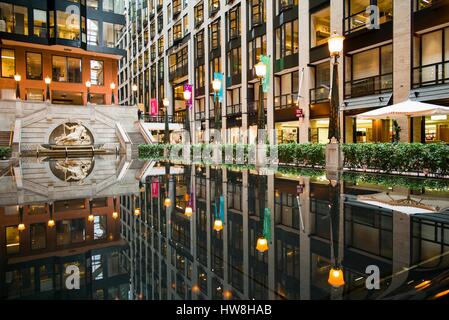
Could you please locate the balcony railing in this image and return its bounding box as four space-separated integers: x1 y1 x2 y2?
344 8 393 35
169 63 188 80
274 93 298 110
310 87 330 104
414 0 444 11
345 73 393 99
226 104 242 115
248 100 267 114
413 61 449 89
195 111 206 121
143 114 185 124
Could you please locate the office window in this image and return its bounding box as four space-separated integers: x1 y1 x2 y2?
276 20 299 60
103 0 124 14
227 47 241 77
194 2 204 27
6 226 20 255
0 4 28 35
195 31 204 59
26 52 42 80
87 19 99 45
248 35 266 71
52 56 82 83
103 22 122 48
57 10 80 40
31 224 46 250
90 60 104 86
183 15 189 35
158 36 164 55
311 7 330 48
56 219 85 246
87 0 99 9
228 6 240 40
250 0 265 28
33 9 47 37
209 20 220 50
1 48 15 78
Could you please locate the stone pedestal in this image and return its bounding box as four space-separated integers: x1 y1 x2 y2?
325 143 343 172
256 144 267 167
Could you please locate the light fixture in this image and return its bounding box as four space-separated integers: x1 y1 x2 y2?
44 76 52 85
134 208 141 216
183 89 192 101
328 31 345 57
110 82 116 90
256 237 269 253
213 219 223 231
185 206 193 217
47 203 55 227
163 98 170 107
184 193 190 202
132 84 138 92
110 82 116 104
14 74 21 100
18 223 26 232
112 211 119 220
212 78 222 93
431 115 447 121
164 197 172 207
254 61 267 79
14 74 21 82
88 214 95 222
47 219 55 228
328 266 345 288
85 81 92 88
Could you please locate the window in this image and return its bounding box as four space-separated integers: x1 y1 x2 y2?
248 35 266 71
194 2 204 27
90 60 104 86
209 0 220 15
103 0 124 14
57 10 80 40
158 37 164 55
344 0 393 34
250 0 265 28
209 20 220 50
52 56 82 83
228 6 240 40
103 22 123 47
1 48 15 78
6 226 20 255
195 64 205 88
87 0 99 10
87 19 99 45
276 20 299 60
33 9 47 38
26 52 42 80
311 7 330 48
31 224 46 250
195 31 204 59
183 14 189 35
56 219 85 246
0 4 28 35
227 47 241 77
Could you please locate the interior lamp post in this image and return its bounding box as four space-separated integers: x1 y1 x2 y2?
14 74 21 100
254 61 267 144
47 202 55 228
326 31 345 171
110 82 116 105
45 76 52 102
86 81 92 104
183 88 192 140
132 84 138 106
163 97 170 147
212 78 222 130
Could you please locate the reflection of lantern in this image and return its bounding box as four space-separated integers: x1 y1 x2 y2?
88 214 95 222
223 290 232 300
256 237 269 253
134 208 141 216
213 219 223 231
328 267 345 288
48 219 55 228
184 193 190 202
18 223 26 232
164 197 172 207
112 211 119 220
192 285 200 293
185 206 193 217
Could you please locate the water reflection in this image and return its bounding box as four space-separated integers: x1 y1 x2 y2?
1 157 449 300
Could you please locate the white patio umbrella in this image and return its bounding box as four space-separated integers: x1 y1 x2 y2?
357 99 449 120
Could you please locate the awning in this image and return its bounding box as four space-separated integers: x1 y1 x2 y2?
342 93 393 111
356 99 449 119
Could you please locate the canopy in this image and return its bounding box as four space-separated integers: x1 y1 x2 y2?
356 99 449 120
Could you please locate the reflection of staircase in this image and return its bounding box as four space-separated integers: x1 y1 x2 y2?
128 132 146 158
0 131 11 147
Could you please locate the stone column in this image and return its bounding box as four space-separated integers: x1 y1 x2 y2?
299 177 311 300
241 0 249 145
266 0 275 145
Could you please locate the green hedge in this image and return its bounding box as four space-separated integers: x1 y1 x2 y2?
276 143 325 167
0 147 11 159
342 143 449 175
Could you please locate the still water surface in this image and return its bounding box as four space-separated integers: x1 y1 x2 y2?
1 156 449 300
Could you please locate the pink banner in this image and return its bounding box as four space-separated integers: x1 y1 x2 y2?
151 179 159 198
184 84 193 108
150 98 158 115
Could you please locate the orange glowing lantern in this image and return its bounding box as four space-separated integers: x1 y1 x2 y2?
328 267 345 288
256 237 269 253
213 219 223 231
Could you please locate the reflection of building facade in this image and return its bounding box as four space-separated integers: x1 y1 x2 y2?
118 0 449 144
0 0 125 106
121 163 449 300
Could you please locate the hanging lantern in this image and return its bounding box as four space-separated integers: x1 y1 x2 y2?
134 208 141 216
47 219 55 228
256 237 269 253
112 211 119 220
17 206 25 231
18 223 26 232
328 267 345 288
164 197 172 207
213 219 223 231
88 214 95 222
185 206 193 217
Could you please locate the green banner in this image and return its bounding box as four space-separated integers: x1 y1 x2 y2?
261 55 271 93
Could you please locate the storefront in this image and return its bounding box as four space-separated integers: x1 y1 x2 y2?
310 119 329 144
275 121 299 144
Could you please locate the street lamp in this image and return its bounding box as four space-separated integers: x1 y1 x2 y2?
327 31 345 143
14 74 21 100
212 78 222 130
110 82 116 105
183 88 192 140
254 61 267 143
132 84 138 106
85 81 92 104
328 266 345 288
163 97 170 144
45 76 52 102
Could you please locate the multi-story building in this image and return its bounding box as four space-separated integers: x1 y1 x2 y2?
0 0 126 106
119 0 449 145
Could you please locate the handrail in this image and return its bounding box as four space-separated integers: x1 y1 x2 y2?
345 73 393 99
9 124 13 147
274 93 299 110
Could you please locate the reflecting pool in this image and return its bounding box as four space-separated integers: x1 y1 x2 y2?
1 156 449 300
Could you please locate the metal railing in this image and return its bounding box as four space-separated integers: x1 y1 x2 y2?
345 73 393 99
142 114 184 124
226 104 242 115
274 93 299 110
310 87 330 104
413 61 449 88
344 8 393 35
